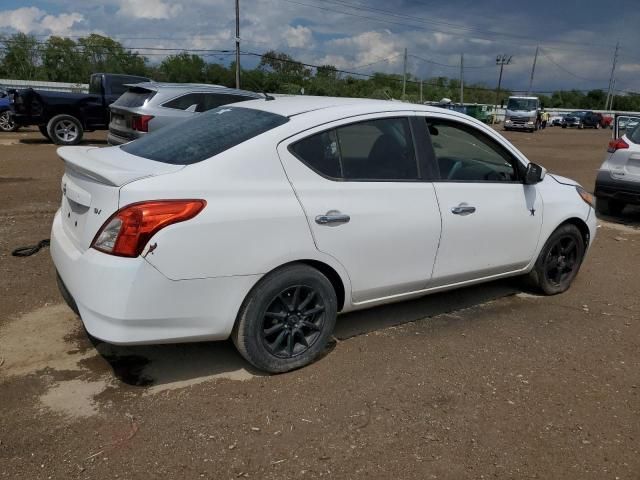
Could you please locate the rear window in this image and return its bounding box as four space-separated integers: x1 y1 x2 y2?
121 106 288 165
112 88 156 108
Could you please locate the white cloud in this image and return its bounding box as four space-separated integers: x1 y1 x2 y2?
283 25 313 49
117 0 182 20
0 7 83 35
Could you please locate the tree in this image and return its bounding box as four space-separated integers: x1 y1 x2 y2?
158 53 206 83
0 33 43 80
259 50 310 81
77 34 147 77
42 36 85 82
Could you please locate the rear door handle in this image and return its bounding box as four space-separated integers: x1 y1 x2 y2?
315 210 350 225
451 204 476 215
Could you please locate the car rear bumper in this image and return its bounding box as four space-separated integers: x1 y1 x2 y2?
50 210 261 345
595 171 640 205
107 128 141 146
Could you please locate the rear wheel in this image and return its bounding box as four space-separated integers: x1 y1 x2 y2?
232 264 338 373
0 110 18 132
596 197 625 216
47 114 83 145
527 224 585 295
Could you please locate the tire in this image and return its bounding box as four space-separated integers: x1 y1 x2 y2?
38 125 50 140
596 197 625 216
595 123 601 129
232 264 338 373
47 114 83 145
527 223 585 295
0 110 18 132
562 125 567 129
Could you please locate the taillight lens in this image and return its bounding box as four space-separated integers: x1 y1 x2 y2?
92 200 206 257
608 138 629 153
131 114 154 132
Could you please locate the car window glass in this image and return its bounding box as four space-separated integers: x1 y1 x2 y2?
163 93 204 111
198 94 252 112
89 75 102 94
112 88 156 108
336 118 418 180
427 120 518 182
121 106 289 165
290 130 341 178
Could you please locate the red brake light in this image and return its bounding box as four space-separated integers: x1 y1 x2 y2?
131 114 154 132
608 138 629 153
92 200 206 257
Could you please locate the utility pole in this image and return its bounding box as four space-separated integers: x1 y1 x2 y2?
494 54 512 124
235 0 241 89
528 45 538 96
419 79 423 103
402 47 408 99
608 79 616 111
604 41 619 111
459 53 464 105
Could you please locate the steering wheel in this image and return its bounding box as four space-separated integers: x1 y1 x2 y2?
447 160 463 180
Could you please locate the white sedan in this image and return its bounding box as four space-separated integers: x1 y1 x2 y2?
51 96 596 373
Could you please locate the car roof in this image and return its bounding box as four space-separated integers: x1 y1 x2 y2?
236 95 472 120
124 82 261 98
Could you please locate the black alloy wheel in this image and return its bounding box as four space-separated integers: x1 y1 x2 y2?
527 223 585 295
543 235 579 288
232 264 338 373
261 285 325 359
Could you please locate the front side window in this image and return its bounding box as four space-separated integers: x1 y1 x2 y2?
290 117 419 181
427 120 519 182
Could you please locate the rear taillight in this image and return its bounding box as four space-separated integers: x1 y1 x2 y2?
608 138 629 153
131 114 154 132
92 200 206 257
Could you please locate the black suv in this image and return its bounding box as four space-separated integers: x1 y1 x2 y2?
562 111 603 129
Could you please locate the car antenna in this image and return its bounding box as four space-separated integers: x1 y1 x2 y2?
262 91 275 101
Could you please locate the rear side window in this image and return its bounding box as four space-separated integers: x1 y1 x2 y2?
199 93 253 112
112 88 156 108
121 106 289 165
290 117 419 181
163 93 203 111
628 122 640 144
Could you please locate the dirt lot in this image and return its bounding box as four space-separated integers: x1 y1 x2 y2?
1 126 639 480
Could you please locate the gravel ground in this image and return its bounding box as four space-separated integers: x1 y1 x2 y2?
0 126 639 480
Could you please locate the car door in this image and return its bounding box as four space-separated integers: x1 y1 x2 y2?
418 114 543 286
278 113 442 304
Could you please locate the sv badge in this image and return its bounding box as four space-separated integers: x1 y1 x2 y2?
94 208 102 215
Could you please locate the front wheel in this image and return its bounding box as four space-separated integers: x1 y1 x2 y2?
0 110 18 132
47 114 83 145
527 224 585 295
232 264 338 373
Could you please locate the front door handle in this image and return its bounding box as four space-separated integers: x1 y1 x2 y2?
451 204 476 215
315 210 350 226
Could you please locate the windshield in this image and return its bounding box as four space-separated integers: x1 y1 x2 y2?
121 106 289 165
569 111 586 118
506 98 538 111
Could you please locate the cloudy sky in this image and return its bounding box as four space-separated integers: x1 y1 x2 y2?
1 0 639 93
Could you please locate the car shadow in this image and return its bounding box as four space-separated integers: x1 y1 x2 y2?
90 279 520 388
596 205 640 229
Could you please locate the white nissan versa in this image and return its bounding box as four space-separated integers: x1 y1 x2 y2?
51 96 596 373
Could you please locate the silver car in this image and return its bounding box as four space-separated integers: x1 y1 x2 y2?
595 114 640 215
107 83 261 145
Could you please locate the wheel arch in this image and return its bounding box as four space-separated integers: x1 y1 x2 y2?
558 217 591 248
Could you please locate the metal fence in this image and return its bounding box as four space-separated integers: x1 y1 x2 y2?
0 79 88 93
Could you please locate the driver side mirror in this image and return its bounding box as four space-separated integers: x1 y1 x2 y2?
524 162 544 185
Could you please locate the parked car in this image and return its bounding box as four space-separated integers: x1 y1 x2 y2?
550 115 564 127
561 111 604 129
51 97 596 373
9 73 150 145
107 83 261 145
0 86 18 132
595 114 640 215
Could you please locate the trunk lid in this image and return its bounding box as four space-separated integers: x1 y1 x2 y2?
58 145 184 251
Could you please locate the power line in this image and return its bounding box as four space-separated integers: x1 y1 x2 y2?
409 53 492 69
